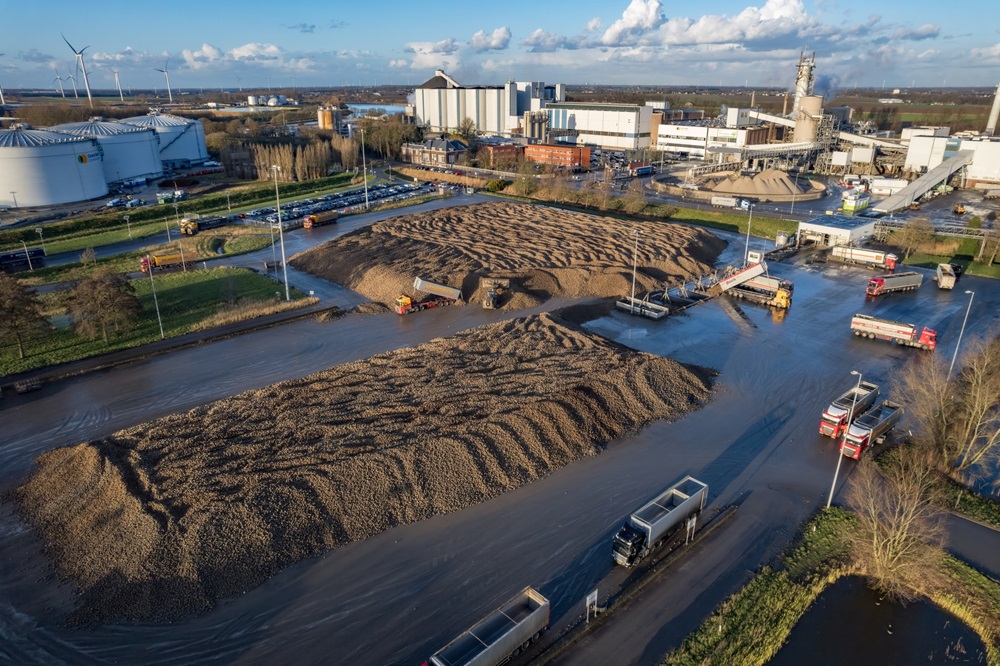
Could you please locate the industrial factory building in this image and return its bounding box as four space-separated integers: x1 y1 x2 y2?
0 125 108 208
545 102 653 151
121 112 208 169
413 69 565 136
656 124 771 159
49 118 163 186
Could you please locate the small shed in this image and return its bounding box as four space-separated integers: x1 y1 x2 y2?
798 215 877 247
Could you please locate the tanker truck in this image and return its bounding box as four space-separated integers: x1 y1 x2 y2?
612 476 708 568
850 314 937 350
840 400 903 458
424 587 550 666
830 246 897 271
818 380 880 438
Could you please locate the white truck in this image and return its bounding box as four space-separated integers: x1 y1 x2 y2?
612 476 708 568
830 246 898 272
710 195 751 210
850 314 937 350
934 263 957 290
425 587 550 666
717 262 767 292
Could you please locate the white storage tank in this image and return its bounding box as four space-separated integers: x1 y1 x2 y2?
0 125 108 208
49 117 163 185
121 112 208 167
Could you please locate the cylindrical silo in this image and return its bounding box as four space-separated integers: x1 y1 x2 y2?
793 96 823 143
0 125 108 207
49 117 163 185
120 112 208 167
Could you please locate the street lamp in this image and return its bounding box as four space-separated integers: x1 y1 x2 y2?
124 214 132 239
169 203 178 242
359 127 369 210
146 255 165 340
20 241 33 271
9 191 17 208
36 227 45 254
948 290 975 380
630 228 642 314
744 203 754 265
827 370 862 508
226 190 231 214
272 165 291 301
790 171 799 215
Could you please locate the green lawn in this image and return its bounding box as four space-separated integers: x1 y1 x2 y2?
2 267 309 377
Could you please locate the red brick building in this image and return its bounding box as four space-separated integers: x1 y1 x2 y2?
523 144 591 169
481 143 522 168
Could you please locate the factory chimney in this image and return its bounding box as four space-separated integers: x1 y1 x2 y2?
987 82 1000 136
791 52 816 119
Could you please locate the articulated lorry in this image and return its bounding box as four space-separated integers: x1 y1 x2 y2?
140 252 190 272
612 476 708 568
830 246 897 271
424 587 550 666
727 273 794 309
819 380 880 438
840 400 903 458
710 195 752 210
850 314 937 350
866 271 922 297
395 277 463 315
303 210 339 228
717 261 767 292
934 263 957 290
180 216 230 235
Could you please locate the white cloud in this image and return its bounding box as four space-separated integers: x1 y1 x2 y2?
600 0 665 46
522 28 585 53
585 17 602 33
471 27 511 52
971 41 1000 60
403 39 462 70
388 58 409 68
892 23 940 41
404 38 461 56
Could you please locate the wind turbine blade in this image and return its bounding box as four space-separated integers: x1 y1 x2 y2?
61 33 78 54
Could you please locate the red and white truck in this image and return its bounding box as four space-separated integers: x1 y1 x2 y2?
830 246 897 271
865 271 922 297
840 400 903 458
395 277 463 315
850 314 937 350
819 380 880 438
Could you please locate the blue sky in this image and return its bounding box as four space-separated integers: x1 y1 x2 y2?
1 0 998 91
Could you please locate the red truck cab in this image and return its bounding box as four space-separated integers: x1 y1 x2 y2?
917 327 937 350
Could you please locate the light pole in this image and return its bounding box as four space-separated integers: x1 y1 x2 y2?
36 227 45 254
9 192 16 208
124 214 132 239
948 290 975 380
358 127 372 208
20 241 33 271
744 203 754 265
790 171 798 215
146 255 165 340
169 203 178 242
827 370 862 508
226 190 231 214
630 228 642 314
272 165 291 301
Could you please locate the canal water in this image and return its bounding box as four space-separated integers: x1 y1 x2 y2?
345 103 406 115
769 576 986 665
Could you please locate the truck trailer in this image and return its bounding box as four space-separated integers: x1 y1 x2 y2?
180 216 230 236
840 400 903 458
710 195 752 210
850 314 936 350
612 476 708 568
830 246 897 271
303 210 339 228
140 252 190 272
424 587 550 666
934 263 957 290
395 277 463 315
717 262 767 292
866 271 922 297
819 380 880 438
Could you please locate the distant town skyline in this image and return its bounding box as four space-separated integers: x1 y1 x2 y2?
2 0 998 93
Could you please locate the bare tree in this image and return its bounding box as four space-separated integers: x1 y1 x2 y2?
897 354 954 458
0 274 50 359
513 159 538 197
457 117 477 144
949 338 1000 473
624 178 647 215
67 269 141 344
892 217 934 260
845 450 947 602
79 247 97 267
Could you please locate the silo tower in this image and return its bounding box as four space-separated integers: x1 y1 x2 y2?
791 52 816 119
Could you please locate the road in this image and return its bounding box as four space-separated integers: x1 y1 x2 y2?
1 215 999 665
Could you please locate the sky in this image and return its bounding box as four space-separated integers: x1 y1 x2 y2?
1 0 998 93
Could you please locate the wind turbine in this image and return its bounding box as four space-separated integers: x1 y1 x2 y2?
155 58 173 103
236 75 243 93
0 53 6 106
62 34 93 108
53 72 66 97
111 67 124 101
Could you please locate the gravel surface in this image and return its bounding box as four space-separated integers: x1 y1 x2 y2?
290 201 725 308
15 312 713 624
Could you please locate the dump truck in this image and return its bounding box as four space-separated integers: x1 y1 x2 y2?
180 216 229 236
840 400 903 458
140 252 189 272
424 587 550 666
934 263 957 290
612 476 708 568
850 314 937 350
866 271 922 297
819 380 880 438
717 261 767 292
395 277 462 315
480 277 511 310
303 210 339 228
830 246 898 272
953 203 966 215
727 273 794 309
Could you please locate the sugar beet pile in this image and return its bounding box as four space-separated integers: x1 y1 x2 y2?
16 313 713 624
290 201 726 308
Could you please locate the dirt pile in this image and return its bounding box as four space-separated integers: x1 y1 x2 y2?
290 201 725 309
16 313 713 624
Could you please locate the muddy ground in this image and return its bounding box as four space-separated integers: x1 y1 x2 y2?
290 201 725 309
16 312 714 624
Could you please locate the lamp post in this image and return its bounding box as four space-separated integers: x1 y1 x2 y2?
790 170 799 215
827 370 862 508
36 227 45 254
169 203 178 242
744 203 754 265
124 214 132 239
359 127 369 210
226 190 231 214
630 228 642 314
146 255 165 339
9 192 17 208
948 290 975 380
272 165 291 301
20 241 33 271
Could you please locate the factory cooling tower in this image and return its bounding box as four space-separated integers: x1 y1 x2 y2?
50 117 163 185
0 125 108 208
